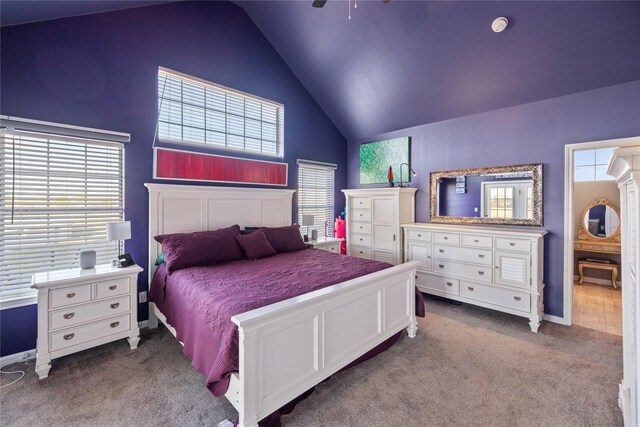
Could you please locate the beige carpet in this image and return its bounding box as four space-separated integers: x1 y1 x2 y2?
1 296 623 426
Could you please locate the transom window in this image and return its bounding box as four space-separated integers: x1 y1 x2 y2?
297 160 336 238
574 148 615 181
157 68 284 158
0 117 126 306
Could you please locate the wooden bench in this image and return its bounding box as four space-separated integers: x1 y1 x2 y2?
577 259 619 290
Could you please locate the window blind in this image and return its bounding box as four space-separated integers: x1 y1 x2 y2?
0 126 124 304
158 68 284 158
297 160 336 238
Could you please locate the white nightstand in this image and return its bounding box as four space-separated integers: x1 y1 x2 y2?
308 237 343 253
31 263 143 379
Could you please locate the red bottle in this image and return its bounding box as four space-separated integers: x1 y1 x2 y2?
388 166 395 187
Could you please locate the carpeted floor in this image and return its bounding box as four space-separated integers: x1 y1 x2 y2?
1 295 623 426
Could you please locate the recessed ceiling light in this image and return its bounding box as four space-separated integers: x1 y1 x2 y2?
492 17 509 33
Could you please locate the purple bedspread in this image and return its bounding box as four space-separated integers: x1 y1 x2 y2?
150 248 423 397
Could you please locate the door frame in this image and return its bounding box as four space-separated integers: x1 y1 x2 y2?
562 136 640 325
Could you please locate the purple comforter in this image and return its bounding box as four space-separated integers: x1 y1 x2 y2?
150 248 422 397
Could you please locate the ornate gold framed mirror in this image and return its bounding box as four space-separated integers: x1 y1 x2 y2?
430 163 543 226
576 198 621 243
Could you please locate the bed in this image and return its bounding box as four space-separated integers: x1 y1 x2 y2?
145 183 420 426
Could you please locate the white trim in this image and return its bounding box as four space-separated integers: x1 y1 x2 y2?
0 349 36 367
152 147 289 187
563 136 640 326
542 314 568 325
0 293 37 310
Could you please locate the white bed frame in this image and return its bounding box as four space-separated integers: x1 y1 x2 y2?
145 183 420 427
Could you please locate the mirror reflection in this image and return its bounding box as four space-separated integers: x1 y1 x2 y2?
431 163 542 226
583 203 620 238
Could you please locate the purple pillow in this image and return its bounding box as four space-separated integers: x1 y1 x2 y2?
261 225 307 253
154 224 243 273
236 231 277 260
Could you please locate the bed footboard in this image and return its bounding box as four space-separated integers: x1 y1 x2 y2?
230 261 420 427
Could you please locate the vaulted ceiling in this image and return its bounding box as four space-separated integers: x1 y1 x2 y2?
2 1 640 141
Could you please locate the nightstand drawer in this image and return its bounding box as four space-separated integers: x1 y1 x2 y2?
322 243 341 253
49 284 91 309
49 296 130 330
94 277 129 299
49 314 130 352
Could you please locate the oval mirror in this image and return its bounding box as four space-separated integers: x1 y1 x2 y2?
582 200 620 239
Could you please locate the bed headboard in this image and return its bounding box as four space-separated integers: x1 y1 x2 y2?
144 183 296 279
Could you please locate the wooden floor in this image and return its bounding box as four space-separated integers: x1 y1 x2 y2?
573 281 622 336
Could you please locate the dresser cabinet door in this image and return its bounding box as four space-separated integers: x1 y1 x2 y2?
407 242 431 272
494 251 530 289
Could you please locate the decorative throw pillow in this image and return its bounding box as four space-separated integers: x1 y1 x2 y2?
261 225 307 253
154 224 243 273
236 230 277 260
154 252 166 266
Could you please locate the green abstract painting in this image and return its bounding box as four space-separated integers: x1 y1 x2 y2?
359 137 411 184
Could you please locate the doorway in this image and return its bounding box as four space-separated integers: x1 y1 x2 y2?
562 137 639 330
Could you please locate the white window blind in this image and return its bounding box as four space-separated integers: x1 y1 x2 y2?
297 160 336 238
0 119 125 304
158 67 284 158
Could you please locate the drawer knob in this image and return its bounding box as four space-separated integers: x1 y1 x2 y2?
438 264 445 269
468 287 474 291
110 321 120 328
495 266 499 269
109 285 117 290
66 292 76 298
427 256 431 259
446 282 453 287
417 234 422 237
359 238 363 241
513 296 522 301
63 333 75 341
478 254 485 258
439 249 445 253
63 313 75 320
443 236 448 240
359 251 364 254
474 239 479 243
360 226 363 229
509 242 515 247
478 271 485 275
110 303 120 309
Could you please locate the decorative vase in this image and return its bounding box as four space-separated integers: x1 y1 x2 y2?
79 250 97 269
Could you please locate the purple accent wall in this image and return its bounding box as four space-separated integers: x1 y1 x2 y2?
348 80 640 317
0 1 347 356
0 306 38 357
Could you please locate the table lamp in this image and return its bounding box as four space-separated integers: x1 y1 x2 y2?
302 215 314 242
107 221 132 267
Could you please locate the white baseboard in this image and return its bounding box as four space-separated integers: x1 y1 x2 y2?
543 314 569 325
0 349 36 367
573 274 621 288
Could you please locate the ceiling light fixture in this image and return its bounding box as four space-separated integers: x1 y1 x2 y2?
491 17 509 33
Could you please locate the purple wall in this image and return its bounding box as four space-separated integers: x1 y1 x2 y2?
0 1 347 356
348 80 640 317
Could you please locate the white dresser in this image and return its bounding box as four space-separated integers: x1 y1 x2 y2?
32 263 143 379
402 223 547 332
608 146 640 427
342 188 417 265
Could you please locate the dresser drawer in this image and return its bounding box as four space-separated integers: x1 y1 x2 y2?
416 273 460 296
461 234 493 249
318 242 341 253
49 314 130 352
407 229 432 242
495 237 531 253
434 232 460 245
350 246 372 259
352 233 371 246
433 260 492 283
351 209 371 223
49 284 92 309
94 277 129 300
460 282 530 313
433 244 492 266
352 197 371 209
351 222 371 235
49 296 130 330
